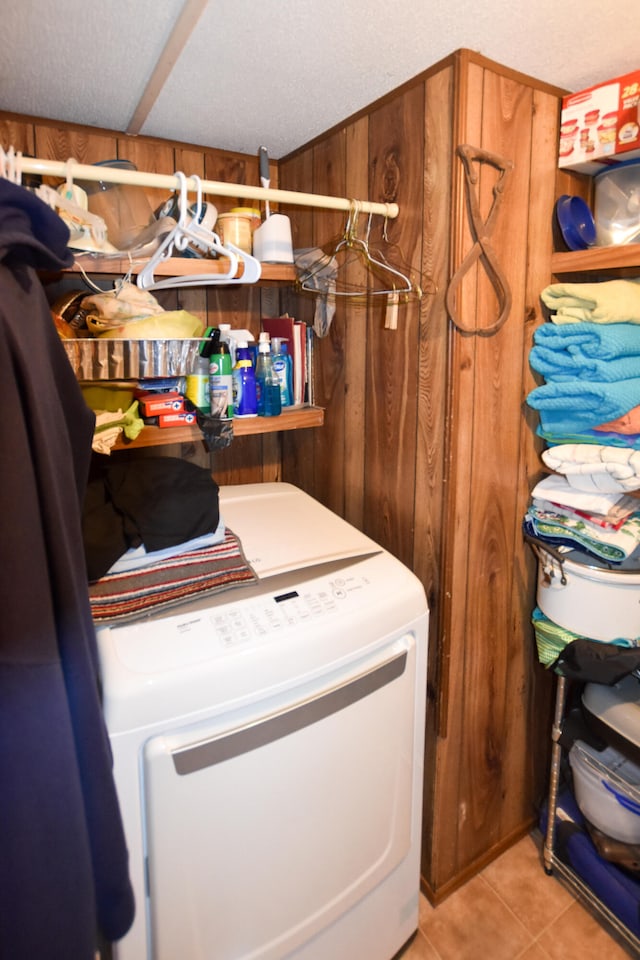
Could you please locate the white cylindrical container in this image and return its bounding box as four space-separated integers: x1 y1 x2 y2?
535 547 640 642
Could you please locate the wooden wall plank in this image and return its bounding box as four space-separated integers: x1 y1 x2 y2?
0 118 34 156
342 118 369 531
416 62 455 882
278 145 317 496
513 85 561 818
428 57 485 889
304 130 348 516
363 84 424 566
459 72 534 864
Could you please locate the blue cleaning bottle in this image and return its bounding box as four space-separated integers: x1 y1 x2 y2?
232 341 258 417
271 337 293 407
255 340 282 418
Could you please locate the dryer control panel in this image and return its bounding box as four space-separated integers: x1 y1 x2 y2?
212 575 364 647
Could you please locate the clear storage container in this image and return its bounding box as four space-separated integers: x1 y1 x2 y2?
594 159 640 246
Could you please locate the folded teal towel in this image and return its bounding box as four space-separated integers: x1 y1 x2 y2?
534 321 640 359
530 321 640 381
527 377 640 434
530 347 640 382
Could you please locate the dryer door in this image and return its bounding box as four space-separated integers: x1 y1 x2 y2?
141 635 417 960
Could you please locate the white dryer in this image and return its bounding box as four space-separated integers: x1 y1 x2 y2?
97 482 429 960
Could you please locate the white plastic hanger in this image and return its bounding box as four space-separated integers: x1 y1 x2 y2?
136 173 261 290
0 146 22 184
33 158 109 247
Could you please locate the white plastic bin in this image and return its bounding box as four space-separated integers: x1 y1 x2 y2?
569 739 640 844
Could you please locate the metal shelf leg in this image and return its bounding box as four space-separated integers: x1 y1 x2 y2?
544 673 567 874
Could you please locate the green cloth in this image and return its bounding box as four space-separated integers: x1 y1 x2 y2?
541 279 640 325
531 607 634 668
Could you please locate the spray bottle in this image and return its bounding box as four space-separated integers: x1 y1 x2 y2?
209 329 234 419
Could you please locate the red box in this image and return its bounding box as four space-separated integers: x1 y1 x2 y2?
559 69 640 173
137 392 184 416
157 411 197 428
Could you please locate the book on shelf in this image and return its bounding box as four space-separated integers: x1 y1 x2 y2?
261 315 308 406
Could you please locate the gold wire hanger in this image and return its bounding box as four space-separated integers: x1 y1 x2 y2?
363 211 431 302
296 201 417 301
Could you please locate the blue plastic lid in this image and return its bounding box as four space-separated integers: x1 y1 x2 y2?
594 156 640 179
555 194 597 251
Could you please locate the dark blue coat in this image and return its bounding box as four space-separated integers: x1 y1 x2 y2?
0 178 134 958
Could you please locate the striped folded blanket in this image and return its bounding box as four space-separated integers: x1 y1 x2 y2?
89 528 257 624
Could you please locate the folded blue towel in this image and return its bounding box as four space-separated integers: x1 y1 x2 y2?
530 346 640 382
527 377 640 434
534 321 640 360
530 321 640 382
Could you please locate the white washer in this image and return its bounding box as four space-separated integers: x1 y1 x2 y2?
98 483 429 960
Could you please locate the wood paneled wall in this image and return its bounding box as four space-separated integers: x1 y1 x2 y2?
278 49 564 899
1 46 565 900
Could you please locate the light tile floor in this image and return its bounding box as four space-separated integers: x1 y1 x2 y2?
403 832 637 960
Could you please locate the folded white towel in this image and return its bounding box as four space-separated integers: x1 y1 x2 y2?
531 474 625 513
542 444 640 493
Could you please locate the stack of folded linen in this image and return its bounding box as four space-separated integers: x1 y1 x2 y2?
527 281 640 446
524 473 640 564
525 280 640 669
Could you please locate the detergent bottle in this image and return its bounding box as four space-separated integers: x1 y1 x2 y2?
271 337 293 407
232 341 258 417
255 340 281 417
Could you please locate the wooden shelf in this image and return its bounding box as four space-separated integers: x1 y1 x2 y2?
551 244 640 279
67 255 296 284
112 405 324 450
232 405 324 434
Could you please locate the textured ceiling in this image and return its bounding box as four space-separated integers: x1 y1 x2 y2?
1 0 638 159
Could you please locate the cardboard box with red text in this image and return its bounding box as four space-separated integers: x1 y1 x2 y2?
559 69 640 174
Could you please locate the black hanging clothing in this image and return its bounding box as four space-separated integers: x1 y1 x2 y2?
0 178 134 958
553 637 640 686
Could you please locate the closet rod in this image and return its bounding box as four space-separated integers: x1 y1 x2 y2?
18 157 399 219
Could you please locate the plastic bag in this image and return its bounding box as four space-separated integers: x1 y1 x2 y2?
89 310 205 340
